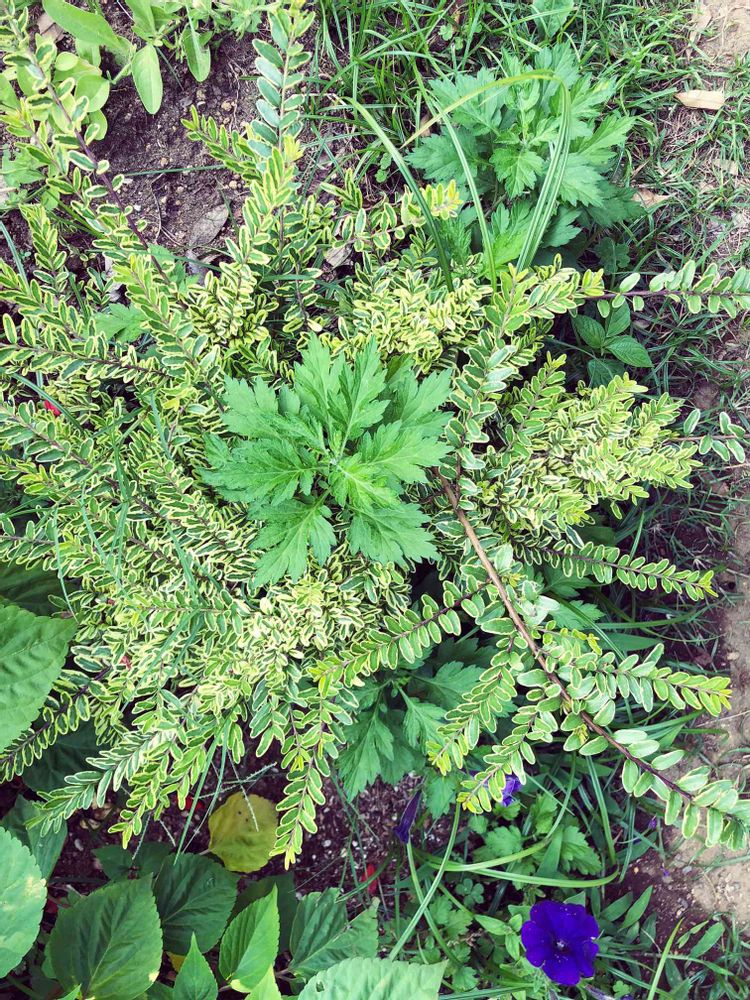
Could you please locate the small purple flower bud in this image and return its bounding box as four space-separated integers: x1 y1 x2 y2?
395 791 422 844
501 773 522 807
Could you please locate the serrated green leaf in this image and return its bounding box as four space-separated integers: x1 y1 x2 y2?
607 335 652 368
153 852 237 954
0 827 45 978
337 707 394 798
0 560 64 615
573 313 606 348
253 500 335 585
219 888 279 992
49 878 163 1000
348 504 438 566
298 956 446 999
173 934 218 1000
290 890 378 977
1 795 66 878
0 604 76 755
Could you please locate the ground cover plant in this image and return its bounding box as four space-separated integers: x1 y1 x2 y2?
1 0 749 997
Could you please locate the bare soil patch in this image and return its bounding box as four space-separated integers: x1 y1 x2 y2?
694 0 750 63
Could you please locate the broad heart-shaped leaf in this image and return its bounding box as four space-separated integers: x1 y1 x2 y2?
298 957 447 999
49 877 163 1000
0 559 64 615
208 793 278 873
131 43 163 113
1 795 66 878
153 852 238 954
290 890 378 977
173 934 218 1000
218 887 279 992
0 603 76 755
23 723 100 793
0 827 45 977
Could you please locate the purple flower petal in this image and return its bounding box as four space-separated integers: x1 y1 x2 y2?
553 902 600 941
521 898 600 987
520 921 552 967
528 899 561 932
394 791 422 844
574 938 599 978
501 773 522 806
542 953 583 986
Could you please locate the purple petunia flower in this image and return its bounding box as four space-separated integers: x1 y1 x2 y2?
521 899 600 986
501 773 522 806
395 791 422 844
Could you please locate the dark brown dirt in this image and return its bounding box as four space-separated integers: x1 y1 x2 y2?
98 34 256 253
19 759 447 920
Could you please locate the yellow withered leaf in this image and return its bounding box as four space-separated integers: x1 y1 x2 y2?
676 89 726 110
208 792 278 873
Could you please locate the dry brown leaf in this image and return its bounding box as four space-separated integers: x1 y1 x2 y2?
324 244 352 268
676 88 726 110
188 204 229 248
37 12 63 40
718 157 740 176
690 3 713 43
634 189 671 209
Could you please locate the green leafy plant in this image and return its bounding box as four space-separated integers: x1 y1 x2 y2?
203 339 452 584
0 826 46 979
0 0 266 163
336 636 492 804
383 742 746 998
39 0 265 113
0 597 76 756
0 0 749 877
407 44 638 262
1 810 443 999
